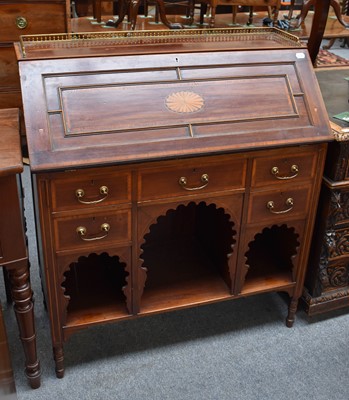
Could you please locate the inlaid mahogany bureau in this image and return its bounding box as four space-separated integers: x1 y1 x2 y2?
16 28 333 377
0 109 40 388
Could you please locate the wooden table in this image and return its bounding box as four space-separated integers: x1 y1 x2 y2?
0 301 17 400
0 109 41 389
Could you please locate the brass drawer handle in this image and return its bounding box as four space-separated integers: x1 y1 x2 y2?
16 16 28 29
75 186 109 204
179 174 209 191
266 197 294 214
271 164 299 180
76 223 110 241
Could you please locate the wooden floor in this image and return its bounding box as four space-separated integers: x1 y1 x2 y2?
71 10 349 41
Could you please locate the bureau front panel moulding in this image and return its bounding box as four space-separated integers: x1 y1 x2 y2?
16 28 333 378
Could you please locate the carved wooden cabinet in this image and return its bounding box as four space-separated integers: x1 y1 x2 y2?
16 28 332 377
0 0 70 113
303 124 349 314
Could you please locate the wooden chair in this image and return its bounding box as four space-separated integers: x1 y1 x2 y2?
150 0 196 26
200 1 280 28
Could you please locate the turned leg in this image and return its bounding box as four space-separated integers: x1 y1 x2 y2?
186 0 195 26
53 344 65 378
209 5 216 27
285 0 296 20
286 296 298 328
247 6 254 25
8 260 41 389
272 6 280 26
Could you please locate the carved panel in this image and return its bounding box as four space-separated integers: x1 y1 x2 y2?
328 190 349 226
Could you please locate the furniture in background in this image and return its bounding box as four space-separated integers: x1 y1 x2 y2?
104 0 193 28
302 68 349 315
0 109 40 389
0 301 17 400
293 0 349 28
16 28 332 378
307 0 331 64
0 0 71 139
200 0 280 27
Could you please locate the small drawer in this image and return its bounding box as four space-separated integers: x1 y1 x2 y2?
247 187 312 224
0 3 67 42
50 171 131 212
251 148 319 188
53 209 131 251
138 156 246 201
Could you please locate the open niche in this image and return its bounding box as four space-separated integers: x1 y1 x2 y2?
62 252 130 327
139 201 237 313
242 225 300 295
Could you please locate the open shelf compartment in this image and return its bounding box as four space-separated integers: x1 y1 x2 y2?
139 201 237 313
241 224 299 295
62 252 130 328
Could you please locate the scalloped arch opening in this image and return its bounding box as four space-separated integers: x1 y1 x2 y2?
62 252 129 313
140 201 236 291
243 224 300 290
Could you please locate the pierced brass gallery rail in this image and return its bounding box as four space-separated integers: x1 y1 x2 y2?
19 27 302 57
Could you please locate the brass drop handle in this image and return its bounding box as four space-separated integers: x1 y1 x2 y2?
16 16 28 29
267 197 294 214
75 186 109 204
76 223 110 241
179 174 209 191
271 164 299 180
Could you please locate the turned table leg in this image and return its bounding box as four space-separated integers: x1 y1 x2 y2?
8 260 41 389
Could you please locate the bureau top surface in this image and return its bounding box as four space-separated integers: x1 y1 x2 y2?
0 108 22 176
17 29 333 172
16 28 303 60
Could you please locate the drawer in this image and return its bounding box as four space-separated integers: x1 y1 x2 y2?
138 157 247 201
247 186 312 224
53 209 131 251
50 171 131 212
0 2 67 42
0 45 19 89
251 148 319 188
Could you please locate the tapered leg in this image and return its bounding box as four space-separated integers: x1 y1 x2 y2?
53 345 65 378
286 297 298 328
8 260 41 389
